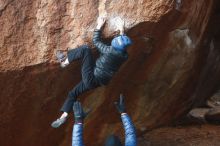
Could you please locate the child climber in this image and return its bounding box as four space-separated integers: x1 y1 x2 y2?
51 16 132 128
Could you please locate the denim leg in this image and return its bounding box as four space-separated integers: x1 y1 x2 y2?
67 45 91 63
60 81 88 113
80 47 99 88
68 45 99 88
60 45 100 113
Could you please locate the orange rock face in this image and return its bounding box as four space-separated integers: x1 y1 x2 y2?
0 0 220 146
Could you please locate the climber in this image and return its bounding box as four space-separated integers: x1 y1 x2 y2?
51 16 132 128
72 94 137 146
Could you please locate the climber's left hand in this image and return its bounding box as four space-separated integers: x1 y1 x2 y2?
96 16 106 29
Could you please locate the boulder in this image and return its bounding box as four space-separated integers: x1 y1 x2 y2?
188 108 211 124
0 0 220 146
205 107 220 124
207 90 220 108
140 125 220 146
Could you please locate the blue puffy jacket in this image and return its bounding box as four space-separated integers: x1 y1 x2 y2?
72 113 137 146
72 124 84 146
121 113 137 146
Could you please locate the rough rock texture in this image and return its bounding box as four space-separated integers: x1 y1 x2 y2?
188 108 210 124
0 0 220 146
208 90 220 107
205 107 220 124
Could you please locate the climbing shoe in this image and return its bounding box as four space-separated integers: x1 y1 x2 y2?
56 50 66 63
51 117 67 128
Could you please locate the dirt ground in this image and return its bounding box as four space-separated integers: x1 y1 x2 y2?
138 125 220 146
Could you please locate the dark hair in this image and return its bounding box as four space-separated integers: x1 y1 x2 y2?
104 135 122 146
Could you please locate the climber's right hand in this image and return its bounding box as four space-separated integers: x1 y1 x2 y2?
118 20 125 35
96 16 106 29
114 94 126 114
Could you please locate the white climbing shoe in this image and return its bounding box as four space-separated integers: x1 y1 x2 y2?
56 50 69 68
56 50 66 62
51 117 67 128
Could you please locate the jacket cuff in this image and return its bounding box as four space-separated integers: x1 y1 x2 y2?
75 117 83 124
94 29 101 32
121 113 127 116
75 122 83 125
